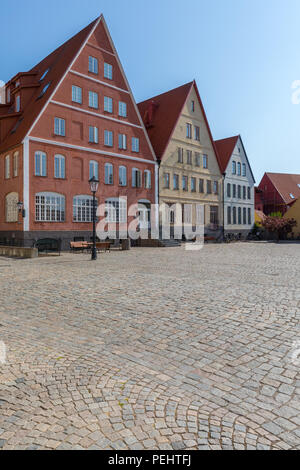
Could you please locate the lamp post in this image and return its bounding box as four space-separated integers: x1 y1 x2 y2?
89 176 99 261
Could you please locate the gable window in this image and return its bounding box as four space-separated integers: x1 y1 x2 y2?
73 195 96 222
237 162 241 176
104 130 113 147
247 187 251 200
35 192 65 222
232 161 236 175
194 126 200 141
54 154 65 179
207 180 212 194
186 123 192 139
89 56 98 74
173 174 179 190
227 206 232 225
54 117 65 136
104 96 113 113
233 207 237 224
144 170 151 189
191 177 196 192
105 198 127 223
132 168 142 188
187 150 192 165
35 151 47 177
203 154 208 169
191 101 195 112
199 179 204 193
195 153 201 167
15 95 21 113
178 148 183 163
118 133 127 150
227 183 231 197
105 163 113 185
182 175 188 191
89 126 99 144
119 101 127 117
104 62 113 80
119 166 127 186
89 91 98 109
13 152 18 177
72 86 82 104
89 160 99 180
164 173 170 189
5 192 18 222
5 155 10 179
213 181 219 195
132 137 140 153
242 163 246 177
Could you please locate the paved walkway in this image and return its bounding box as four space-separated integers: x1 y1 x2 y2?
0 243 299 450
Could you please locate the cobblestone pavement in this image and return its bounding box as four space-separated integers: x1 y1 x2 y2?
0 243 299 450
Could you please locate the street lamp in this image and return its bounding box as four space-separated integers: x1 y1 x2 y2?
89 176 99 261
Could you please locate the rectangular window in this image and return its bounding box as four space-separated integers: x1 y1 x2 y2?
54 155 65 179
248 208 252 225
207 180 212 194
238 207 242 225
89 91 98 109
89 126 99 144
104 62 113 80
54 117 65 136
73 196 96 223
194 126 200 141
173 174 179 190
191 101 195 112
118 133 127 150
187 150 192 165
5 155 10 179
237 162 241 176
132 169 142 188
88 56 98 74
242 163 246 177
238 185 241 199
72 86 82 104
233 184 236 198
106 199 127 223
119 166 127 186
227 183 231 197
243 186 246 199
89 161 99 180
210 206 219 225
132 137 140 153
213 181 219 195
203 154 208 169
195 153 201 167
15 95 21 112
104 130 113 147
13 153 18 177
227 207 232 225
144 170 151 189
35 152 47 177
182 176 188 191
104 96 113 113
164 173 170 189
119 101 127 117
247 187 251 200
36 194 65 222
232 161 236 174
191 177 196 192
199 179 204 193
233 207 237 224
178 148 183 163
186 123 192 139
243 207 247 225
105 164 113 185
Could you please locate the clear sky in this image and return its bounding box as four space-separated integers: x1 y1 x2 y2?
1 0 299 182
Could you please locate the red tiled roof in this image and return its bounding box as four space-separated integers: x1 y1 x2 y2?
138 81 221 167
0 17 99 153
265 173 300 205
214 136 239 173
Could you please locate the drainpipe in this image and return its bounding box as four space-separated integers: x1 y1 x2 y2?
222 172 226 241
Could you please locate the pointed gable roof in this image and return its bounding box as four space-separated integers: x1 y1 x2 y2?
138 80 221 167
265 173 300 204
214 136 239 173
0 17 99 152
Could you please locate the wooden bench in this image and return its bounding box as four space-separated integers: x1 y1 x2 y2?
96 242 111 253
70 241 90 253
35 238 61 255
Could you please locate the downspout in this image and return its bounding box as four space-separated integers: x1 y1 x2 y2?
222 172 226 241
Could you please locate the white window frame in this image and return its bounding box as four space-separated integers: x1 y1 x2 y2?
35 151 47 177
186 123 192 139
35 192 65 222
89 160 99 180
144 170 151 189
104 62 113 80
105 163 113 185
89 126 99 144
54 117 65 136
73 195 97 222
119 166 127 186
203 154 208 169
104 96 113 113
89 91 98 109
5 155 10 179
242 163 246 177
54 154 66 179
104 130 113 147
105 198 127 223
194 126 200 141
118 133 127 150
132 168 142 188
13 152 18 177
119 101 127 117
88 56 98 74
132 137 140 153
72 85 82 104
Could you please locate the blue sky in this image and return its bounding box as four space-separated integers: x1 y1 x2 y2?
1 0 299 182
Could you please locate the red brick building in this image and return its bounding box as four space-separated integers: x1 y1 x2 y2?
257 173 300 215
0 15 157 249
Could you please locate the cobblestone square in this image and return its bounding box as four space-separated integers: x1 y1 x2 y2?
0 243 299 450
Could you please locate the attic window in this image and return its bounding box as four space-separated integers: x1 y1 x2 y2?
40 68 50 81
298 184 300 188
290 193 295 199
37 82 51 99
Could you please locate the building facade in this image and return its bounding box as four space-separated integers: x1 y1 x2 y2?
257 173 300 216
285 198 300 238
138 81 223 239
0 16 157 249
215 135 255 237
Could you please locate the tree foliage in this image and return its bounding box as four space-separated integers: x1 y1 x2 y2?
262 215 297 239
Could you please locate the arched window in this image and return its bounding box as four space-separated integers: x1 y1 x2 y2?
132 168 142 188
5 155 10 179
13 152 19 177
35 192 65 222
73 195 97 222
105 198 127 223
54 154 65 179
89 160 98 180
119 166 127 186
105 163 113 185
144 170 151 189
227 183 231 198
232 161 236 175
5 192 18 222
35 151 47 176
237 162 241 176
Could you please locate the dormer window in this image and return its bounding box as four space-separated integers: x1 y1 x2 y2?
15 95 21 113
15 81 20 88
40 68 50 81
290 193 295 199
